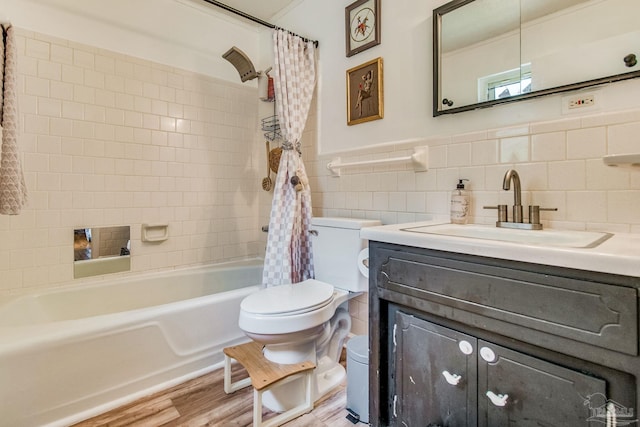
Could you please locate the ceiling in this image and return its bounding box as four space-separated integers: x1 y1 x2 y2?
216 0 589 24
202 0 299 22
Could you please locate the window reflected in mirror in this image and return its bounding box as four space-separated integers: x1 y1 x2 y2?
481 65 532 102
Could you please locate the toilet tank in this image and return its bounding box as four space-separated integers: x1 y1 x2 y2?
310 217 381 293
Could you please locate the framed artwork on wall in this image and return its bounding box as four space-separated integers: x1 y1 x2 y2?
345 0 380 57
347 57 383 125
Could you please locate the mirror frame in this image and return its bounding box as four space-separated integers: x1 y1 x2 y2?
433 0 640 116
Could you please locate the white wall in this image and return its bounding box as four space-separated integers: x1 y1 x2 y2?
272 0 640 335
0 0 261 83
274 0 640 155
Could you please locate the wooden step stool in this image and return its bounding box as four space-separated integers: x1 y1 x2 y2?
223 341 316 427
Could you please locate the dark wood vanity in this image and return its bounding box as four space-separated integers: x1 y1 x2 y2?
368 241 640 426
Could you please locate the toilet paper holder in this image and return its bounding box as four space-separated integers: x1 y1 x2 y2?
357 248 370 278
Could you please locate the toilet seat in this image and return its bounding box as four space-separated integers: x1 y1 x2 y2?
241 279 334 316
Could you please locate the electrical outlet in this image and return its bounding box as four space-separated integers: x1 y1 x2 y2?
568 94 595 109
562 92 599 114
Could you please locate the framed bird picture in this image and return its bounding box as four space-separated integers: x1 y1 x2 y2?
345 0 381 57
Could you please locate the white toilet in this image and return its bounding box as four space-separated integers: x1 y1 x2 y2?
239 217 380 412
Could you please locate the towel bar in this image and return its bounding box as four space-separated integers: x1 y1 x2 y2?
327 146 428 177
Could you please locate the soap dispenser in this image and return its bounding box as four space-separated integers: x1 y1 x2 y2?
450 179 470 224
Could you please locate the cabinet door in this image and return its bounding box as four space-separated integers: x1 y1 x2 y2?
478 340 607 427
395 312 477 426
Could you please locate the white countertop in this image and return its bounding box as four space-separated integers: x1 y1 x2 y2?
361 220 640 277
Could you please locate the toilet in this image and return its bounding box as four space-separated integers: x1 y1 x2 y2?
239 217 380 412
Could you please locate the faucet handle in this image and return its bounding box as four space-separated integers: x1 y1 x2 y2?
528 206 558 225
483 204 508 222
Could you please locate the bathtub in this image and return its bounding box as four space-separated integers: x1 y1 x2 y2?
0 258 262 427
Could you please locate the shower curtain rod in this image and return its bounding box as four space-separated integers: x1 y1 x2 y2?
202 0 319 47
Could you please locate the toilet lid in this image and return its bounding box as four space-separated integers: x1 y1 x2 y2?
241 279 335 316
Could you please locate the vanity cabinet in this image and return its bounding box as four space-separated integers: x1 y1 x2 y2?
394 313 477 426
369 242 640 427
395 310 606 426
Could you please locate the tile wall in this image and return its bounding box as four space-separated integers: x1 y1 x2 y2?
0 29 262 293
308 112 640 232
303 108 640 335
2 29 639 337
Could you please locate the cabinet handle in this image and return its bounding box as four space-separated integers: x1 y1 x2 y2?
486 391 509 407
606 401 616 427
458 340 474 355
480 346 497 362
442 370 462 386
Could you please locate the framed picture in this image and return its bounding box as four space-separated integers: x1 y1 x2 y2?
345 0 380 57
346 57 383 126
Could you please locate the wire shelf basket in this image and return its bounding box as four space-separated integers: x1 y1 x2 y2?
261 115 282 141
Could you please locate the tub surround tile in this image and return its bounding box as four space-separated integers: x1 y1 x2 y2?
0 29 260 293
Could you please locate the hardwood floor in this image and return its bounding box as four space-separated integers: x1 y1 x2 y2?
72 357 358 427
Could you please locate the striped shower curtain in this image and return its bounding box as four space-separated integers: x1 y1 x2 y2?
262 30 317 287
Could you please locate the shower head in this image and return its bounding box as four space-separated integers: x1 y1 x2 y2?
222 46 258 82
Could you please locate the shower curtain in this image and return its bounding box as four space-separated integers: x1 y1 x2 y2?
262 29 317 287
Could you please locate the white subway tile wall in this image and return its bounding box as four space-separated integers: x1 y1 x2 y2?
307 113 640 235
303 101 640 336
2 30 640 336
0 29 261 292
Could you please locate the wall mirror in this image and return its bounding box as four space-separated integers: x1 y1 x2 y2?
433 0 640 116
74 226 131 278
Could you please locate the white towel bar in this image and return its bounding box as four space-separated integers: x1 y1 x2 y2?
327 146 428 177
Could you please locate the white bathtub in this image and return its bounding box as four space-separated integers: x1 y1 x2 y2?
0 259 262 427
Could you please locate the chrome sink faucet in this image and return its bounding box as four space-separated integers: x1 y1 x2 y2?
502 169 523 223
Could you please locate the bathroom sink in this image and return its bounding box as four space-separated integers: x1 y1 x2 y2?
401 223 612 248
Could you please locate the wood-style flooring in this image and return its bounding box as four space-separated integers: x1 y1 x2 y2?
72 354 358 427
